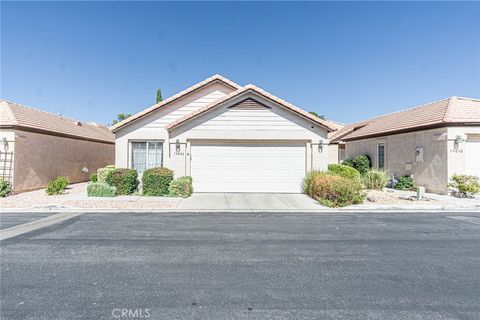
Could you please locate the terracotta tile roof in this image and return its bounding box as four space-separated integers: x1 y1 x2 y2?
0 100 114 143
166 84 336 132
336 96 480 141
110 74 241 132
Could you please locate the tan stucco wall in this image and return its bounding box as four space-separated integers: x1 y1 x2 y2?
12 129 114 193
345 127 449 194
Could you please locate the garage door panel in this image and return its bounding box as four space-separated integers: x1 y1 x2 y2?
191 142 306 193
465 141 480 178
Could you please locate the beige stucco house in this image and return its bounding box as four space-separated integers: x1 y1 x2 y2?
330 97 480 194
0 100 115 193
111 75 336 193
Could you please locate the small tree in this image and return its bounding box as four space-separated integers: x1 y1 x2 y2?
309 111 325 120
112 113 132 125
156 89 163 103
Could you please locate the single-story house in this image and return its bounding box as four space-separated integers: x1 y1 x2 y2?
0 100 115 193
330 96 480 194
111 75 337 193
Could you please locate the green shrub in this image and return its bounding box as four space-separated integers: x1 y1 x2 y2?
363 170 389 190
449 174 480 197
309 172 364 207
142 167 174 196
168 176 193 197
341 158 355 168
90 173 98 183
302 170 323 194
105 168 138 195
341 155 372 176
395 175 414 191
46 176 69 195
328 164 362 184
97 165 115 183
0 179 12 197
87 182 116 197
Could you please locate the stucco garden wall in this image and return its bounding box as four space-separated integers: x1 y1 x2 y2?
345 127 449 194
13 130 114 193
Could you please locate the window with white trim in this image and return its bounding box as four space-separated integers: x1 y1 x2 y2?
131 141 163 174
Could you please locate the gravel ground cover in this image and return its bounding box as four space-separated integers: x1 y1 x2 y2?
0 182 181 210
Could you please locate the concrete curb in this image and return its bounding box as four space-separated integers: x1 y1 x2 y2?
0 212 83 241
1 207 478 214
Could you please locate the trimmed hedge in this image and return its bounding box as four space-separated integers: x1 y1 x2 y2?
90 173 98 183
328 164 361 184
309 172 364 207
87 182 116 197
46 176 69 195
395 175 414 191
105 168 138 195
97 165 115 183
341 155 371 176
168 176 193 197
142 167 174 196
0 179 11 197
362 170 389 190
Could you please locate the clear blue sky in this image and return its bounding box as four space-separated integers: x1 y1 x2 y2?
1 1 479 125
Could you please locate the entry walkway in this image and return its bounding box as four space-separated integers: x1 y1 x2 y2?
177 193 323 210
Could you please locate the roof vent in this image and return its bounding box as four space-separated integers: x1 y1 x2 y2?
74 121 82 126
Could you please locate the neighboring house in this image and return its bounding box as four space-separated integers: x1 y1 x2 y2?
330 97 480 194
0 100 115 193
111 75 336 193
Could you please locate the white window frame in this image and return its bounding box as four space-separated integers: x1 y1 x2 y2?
375 140 386 170
128 140 164 174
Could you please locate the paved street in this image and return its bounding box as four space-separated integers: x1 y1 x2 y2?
1 211 480 319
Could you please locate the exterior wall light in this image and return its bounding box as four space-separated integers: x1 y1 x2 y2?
175 140 181 153
1 137 8 152
318 142 323 153
454 135 465 150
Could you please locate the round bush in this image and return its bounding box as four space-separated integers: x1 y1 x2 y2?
105 168 138 195
97 166 115 183
328 164 361 184
395 175 414 191
168 176 193 197
309 173 364 207
142 167 174 196
90 173 98 183
46 176 69 195
302 170 323 194
0 179 12 197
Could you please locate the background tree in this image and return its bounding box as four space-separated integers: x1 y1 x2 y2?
112 113 132 125
156 89 163 103
309 111 325 120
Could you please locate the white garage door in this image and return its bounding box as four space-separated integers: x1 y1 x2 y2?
191 142 306 193
465 140 480 178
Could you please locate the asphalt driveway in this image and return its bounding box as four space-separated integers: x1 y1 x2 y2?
1 211 479 319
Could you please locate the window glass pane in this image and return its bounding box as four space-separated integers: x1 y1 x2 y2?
132 142 147 174
378 144 385 169
147 142 163 169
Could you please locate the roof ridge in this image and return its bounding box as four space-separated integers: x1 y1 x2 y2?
349 97 452 126
1 99 97 126
110 74 242 132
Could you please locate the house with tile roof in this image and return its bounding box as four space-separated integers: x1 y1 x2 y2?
0 100 114 193
112 75 336 193
329 97 480 194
